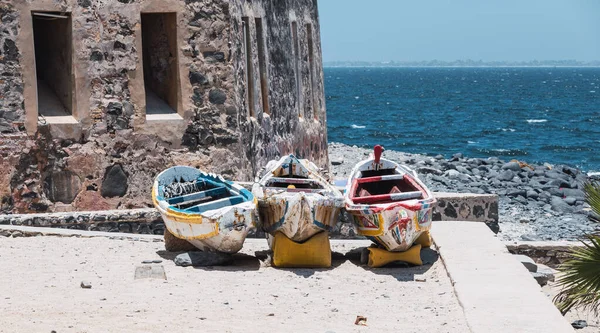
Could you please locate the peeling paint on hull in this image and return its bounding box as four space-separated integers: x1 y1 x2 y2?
253 155 343 243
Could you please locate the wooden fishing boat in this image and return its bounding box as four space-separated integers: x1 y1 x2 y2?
152 166 256 254
344 145 436 252
252 155 344 243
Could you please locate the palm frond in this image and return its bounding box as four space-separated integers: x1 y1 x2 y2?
554 236 600 314
584 181 600 223
554 182 600 314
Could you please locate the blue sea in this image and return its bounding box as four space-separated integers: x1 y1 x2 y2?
325 67 600 172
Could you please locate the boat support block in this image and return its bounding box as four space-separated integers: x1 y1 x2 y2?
365 244 423 268
271 231 332 268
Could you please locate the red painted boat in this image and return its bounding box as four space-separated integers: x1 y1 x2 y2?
344 145 437 252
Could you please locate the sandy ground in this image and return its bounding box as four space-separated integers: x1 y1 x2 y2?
543 280 600 332
0 236 469 333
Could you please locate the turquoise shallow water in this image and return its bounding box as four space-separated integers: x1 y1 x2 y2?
324 67 600 171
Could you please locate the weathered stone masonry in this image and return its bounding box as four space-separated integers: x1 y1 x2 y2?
0 0 328 214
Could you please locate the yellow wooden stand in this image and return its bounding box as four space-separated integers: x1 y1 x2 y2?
414 230 432 248
271 231 332 268
366 244 423 268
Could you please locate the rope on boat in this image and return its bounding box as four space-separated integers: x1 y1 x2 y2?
163 181 201 199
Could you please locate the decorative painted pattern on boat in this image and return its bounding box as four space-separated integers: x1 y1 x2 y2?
253 155 344 243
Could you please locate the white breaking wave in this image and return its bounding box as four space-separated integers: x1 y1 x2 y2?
501 128 516 132
526 119 548 123
467 141 478 144
351 124 366 129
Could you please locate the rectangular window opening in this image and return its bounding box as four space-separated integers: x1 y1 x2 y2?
291 21 302 118
306 23 318 120
141 12 179 116
255 18 269 115
32 11 73 118
242 17 255 118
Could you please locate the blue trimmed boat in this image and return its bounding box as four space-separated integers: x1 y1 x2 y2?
152 166 257 253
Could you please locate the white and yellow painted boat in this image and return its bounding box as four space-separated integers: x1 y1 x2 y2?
252 155 344 243
152 166 256 253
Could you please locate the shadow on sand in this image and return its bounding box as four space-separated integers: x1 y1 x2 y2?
156 246 439 279
156 250 262 271
274 251 347 278
344 246 440 282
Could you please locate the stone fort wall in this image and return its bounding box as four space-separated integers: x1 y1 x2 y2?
0 0 328 214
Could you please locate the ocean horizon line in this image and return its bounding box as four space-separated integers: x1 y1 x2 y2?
324 65 600 69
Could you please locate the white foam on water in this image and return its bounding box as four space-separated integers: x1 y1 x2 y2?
351 124 366 129
467 141 478 144
590 91 596 93
526 119 548 123
354 96 360 99
501 128 516 132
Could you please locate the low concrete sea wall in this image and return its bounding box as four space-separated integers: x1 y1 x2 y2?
506 241 583 268
0 192 499 238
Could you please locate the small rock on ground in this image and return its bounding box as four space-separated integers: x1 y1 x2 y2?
80 281 92 289
572 320 587 329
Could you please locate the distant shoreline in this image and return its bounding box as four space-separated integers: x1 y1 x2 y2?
324 65 600 69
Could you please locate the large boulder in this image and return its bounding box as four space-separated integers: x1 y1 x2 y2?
44 170 81 204
101 164 128 198
497 170 515 181
502 162 521 172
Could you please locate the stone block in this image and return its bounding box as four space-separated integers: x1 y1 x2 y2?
433 192 498 223
513 254 538 272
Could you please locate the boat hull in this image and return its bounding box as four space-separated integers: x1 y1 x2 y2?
152 166 256 254
257 193 341 242
253 155 344 244
346 201 434 252
156 199 256 254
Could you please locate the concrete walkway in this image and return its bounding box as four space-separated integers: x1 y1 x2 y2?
0 223 575 332
0 229 468 333
432 221 573 333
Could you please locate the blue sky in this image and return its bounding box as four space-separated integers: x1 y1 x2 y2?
318 0 600 62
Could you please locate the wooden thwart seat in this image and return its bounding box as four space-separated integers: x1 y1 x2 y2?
265 187 323 193
186 195 244 213
355 174 405 184
352 191 423 204
267 177 320 185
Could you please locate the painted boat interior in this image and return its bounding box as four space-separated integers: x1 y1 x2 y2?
157 168 252 214
350 169 425 205
266 158 325 193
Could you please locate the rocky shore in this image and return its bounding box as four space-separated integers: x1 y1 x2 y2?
328 142 600 241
